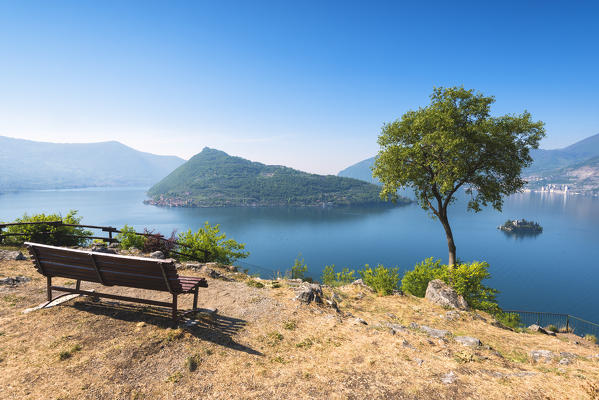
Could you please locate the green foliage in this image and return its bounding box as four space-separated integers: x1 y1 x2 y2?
401 258 500 314
116 225 145 250
147 147 411 207
185 354 201 372
2 210 92 246
400 257 443 297
442 261 499 314
177 222 248 264
546 324 558 333
321 265 356 287
358 264 400 296
290 254 308 280
246 279 264 288
585 334 597 344
495 312 522 330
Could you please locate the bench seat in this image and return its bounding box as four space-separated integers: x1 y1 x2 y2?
25 242 208 321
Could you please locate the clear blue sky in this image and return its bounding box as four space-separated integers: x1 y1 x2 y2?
1 1 598 174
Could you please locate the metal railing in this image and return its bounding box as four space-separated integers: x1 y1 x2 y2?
0 220 209 261
503 310 599 338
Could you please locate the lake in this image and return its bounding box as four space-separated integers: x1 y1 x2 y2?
1 188 598 323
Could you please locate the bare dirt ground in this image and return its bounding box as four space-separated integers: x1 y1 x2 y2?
1 256 599 400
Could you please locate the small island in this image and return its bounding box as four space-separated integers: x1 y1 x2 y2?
498 219 543 234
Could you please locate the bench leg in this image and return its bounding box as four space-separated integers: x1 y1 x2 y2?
75 280 81 291
193 287 199 311
172 294 178 322
47 276 52 302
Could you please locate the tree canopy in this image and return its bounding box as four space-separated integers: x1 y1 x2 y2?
373 86 545 265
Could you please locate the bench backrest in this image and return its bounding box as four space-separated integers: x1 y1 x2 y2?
25 242 184 293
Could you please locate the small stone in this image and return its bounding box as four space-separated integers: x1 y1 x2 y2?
325 299 339 312
108 242 120 249
441 371 457 384
136 322 146 328
150 251 165 259
418 325 451 339
530 349 555 363
0 276 31 286
455 336 481 347
91 245 116 254
386 313 398 320
227 265 238 272
353 318 368 325
401 339 414 349
386 323 407 335
558 358 572 365
444 310 461 321
471 313 487 322
415 358 424 366
560 352 577 359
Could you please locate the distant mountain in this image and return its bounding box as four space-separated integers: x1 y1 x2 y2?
338 133 599 195
147 148 410 207
0 136 185 191
338 157 378 184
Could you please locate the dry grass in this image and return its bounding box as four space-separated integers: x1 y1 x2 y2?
1 256 599 399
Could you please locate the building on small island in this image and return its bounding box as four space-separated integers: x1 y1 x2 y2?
498 219 543 234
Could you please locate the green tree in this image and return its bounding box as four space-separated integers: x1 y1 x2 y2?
373 87 545 265
3 210 92 246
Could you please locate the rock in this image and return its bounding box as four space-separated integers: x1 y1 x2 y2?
425 279 468 310
0 250 27 261
416 324 451 339
472 313 487 322
560 352 577 359
205 262 219 269
353 317 368 325
351 279 374 292
136 322 146 328
401 339 414 349
91 245 116 254
331 292 342 303
490 320 514 331
441 371 458 384
414 358 424 366
185 263 202 270
527 324 555 335
150 251 165 259
108 242 120 249
227 265 238 272
0 276 31 286
386 323 408 335
294 283 323 304
193 307 218 321
443 310 461 321
558 358 572 365
386 313 398 320
455 336 481 347
530 349 555 363
325 299 339 312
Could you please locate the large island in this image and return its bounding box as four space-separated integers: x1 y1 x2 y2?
146 148 411 208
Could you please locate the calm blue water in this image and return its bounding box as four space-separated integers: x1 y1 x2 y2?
1 188 598 322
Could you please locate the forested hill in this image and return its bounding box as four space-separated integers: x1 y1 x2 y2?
146 148 410 207
0 136 184 191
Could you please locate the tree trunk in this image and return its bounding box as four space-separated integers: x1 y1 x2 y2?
438 212 457 267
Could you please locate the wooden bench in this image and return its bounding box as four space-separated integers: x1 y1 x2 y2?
25 242 208 321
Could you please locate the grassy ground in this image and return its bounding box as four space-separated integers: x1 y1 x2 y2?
1 255 599 400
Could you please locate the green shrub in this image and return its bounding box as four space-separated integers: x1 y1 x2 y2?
495 312 522 330
321 265 356 287
177 222 248 264
401 258 500 314
585 334 597 344
290 254 308 280
400 257 443 297
440 261 499 314
2 210 92 247
116 225 145 250
358 264 400 296
546 324 558 333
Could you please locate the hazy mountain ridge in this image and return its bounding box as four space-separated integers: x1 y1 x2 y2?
338 133 599 195
147 147 410 207
0 136 185 191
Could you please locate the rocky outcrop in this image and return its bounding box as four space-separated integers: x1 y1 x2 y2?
150 251 165 259
0 276 31 286
530 349 555 363
0 250 26 261
294 283 323 304
528 324 556 336
410 323 451 339
425 279 468 310
455 336 481 347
